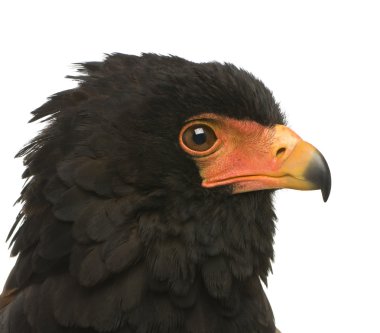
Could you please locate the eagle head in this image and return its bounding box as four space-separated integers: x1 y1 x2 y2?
1 53 331 333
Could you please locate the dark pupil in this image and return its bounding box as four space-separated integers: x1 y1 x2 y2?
192 128 207 145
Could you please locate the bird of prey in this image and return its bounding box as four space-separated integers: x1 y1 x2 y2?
0 53 331 333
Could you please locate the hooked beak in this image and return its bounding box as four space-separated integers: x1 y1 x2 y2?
201 123 331 201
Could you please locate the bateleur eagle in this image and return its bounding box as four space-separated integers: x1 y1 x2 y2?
0 53 331 333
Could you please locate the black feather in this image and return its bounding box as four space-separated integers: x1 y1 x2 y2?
78 246 109 287
53 187 95 221
1 53 285 333
102 227 143 274
202 255 232 299
37 218 73 260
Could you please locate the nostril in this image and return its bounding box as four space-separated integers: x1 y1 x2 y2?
276 147 286 158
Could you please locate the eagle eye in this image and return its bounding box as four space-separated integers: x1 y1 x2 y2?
181 124 218 153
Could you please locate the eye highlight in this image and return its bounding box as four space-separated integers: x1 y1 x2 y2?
181 124 218 153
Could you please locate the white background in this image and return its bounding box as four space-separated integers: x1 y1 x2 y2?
0 1 379 332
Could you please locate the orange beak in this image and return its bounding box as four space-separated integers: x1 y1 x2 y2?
192 117 331 201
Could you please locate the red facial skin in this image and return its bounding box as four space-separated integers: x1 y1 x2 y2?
179 113 324 194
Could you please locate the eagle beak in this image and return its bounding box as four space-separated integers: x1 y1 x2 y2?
202 124 331 202
288 140 331 202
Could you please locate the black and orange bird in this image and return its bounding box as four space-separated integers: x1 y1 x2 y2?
0 54 331 333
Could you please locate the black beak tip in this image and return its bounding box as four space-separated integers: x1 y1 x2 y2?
322 172 331 202
305 149 332 202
